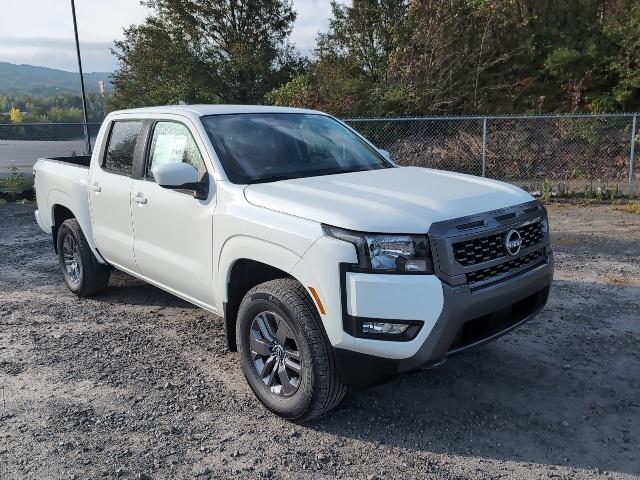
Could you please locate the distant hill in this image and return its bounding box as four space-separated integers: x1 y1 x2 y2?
0 62 113 97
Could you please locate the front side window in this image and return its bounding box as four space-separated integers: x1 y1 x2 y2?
201 113 392 184
103 121 142 176
147 122 207 182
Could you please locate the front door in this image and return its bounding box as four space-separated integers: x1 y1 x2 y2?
89 120 143 271
130 120 215 306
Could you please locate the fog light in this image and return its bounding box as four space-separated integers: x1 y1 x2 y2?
362 322 409 335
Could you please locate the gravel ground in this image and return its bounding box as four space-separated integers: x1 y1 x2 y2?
0 202 639 480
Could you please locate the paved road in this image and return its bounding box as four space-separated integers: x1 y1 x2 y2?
0 140 92 178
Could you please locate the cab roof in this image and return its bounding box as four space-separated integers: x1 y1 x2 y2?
111 104 324 117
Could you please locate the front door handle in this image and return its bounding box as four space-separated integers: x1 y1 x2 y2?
132 194 147 205
89 183 101 192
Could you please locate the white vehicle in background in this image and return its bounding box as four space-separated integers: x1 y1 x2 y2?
33 105 553 420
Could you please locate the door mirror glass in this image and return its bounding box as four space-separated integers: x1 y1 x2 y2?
152 162 198 188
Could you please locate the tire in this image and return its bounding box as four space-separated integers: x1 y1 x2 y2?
236 278 347 421
57 218 110 297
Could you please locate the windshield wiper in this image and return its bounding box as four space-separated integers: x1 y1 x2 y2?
249 165 388 184
250 174 297 184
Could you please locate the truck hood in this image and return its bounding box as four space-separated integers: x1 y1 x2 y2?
243 167 533 233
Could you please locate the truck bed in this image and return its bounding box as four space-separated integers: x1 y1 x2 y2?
46 155 92 168
33 156 93 237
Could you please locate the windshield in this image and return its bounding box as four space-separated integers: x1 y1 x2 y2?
201 113 393 184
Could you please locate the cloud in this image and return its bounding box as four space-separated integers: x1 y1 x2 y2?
0 0 351 71
0 37 116 72
291 0 338 53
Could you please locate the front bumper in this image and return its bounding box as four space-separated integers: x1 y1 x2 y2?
330 200 554 387
334 253 553 387
334 253 553 388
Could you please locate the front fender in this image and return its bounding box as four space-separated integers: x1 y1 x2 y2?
216 235 303 311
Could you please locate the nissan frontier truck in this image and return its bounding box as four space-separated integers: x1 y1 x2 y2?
33 105 553 420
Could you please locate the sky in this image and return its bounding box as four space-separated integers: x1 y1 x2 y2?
0 0 344 73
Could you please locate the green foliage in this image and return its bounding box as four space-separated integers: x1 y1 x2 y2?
268 0 640 116
0 167 30 195
541 178 553 203
0 92 109 123
561 120 600 145
571 167 585 179
109 0 304 109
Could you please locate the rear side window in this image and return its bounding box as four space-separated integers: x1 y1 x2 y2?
103 121 142 175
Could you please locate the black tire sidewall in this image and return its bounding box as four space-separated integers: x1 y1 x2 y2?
57 222 84 294
237 292 315 419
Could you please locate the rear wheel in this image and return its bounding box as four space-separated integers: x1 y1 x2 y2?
236 278 347 421
57 219 110 297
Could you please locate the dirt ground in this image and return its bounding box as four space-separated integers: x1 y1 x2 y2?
0 202 638 480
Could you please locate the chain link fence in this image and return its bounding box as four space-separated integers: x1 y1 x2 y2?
345 113 639 198
1 114 638 197
0 123 101 179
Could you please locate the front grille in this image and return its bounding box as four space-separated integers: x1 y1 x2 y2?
519 221 544 249
453 220 544 267
466 249 545 284
453 233 504 266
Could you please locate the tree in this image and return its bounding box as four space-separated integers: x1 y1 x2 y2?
9 106 22 123
110 0 303 109
596 1 640 111
271 0 640 115
271 0 407 117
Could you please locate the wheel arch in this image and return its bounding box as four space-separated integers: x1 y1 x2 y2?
47 189 103 262
223 258 295 351
51 204 76 253
217 235 323 351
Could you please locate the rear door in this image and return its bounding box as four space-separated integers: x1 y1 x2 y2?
89 119 143 271
129 119 215 306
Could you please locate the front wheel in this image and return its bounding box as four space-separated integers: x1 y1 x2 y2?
236 278 347 421
57 218 110 297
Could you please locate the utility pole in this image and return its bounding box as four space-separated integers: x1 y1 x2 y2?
71 0 92 155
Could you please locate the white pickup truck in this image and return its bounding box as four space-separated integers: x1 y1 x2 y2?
33 105 553 420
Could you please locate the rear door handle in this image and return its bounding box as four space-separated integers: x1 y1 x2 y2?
89 183 101 192
132 194 147 205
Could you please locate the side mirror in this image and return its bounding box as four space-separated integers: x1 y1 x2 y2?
377 148 391 161
377 148 399 166
152 163 207 200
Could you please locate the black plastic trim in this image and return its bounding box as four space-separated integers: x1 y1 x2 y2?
333 348 400 389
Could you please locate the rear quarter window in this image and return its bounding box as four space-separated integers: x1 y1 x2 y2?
103 121 143 175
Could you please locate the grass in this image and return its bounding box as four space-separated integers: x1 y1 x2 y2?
0 167 34 203
615 201 640 214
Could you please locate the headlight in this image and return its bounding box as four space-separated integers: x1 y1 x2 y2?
323 225 434 273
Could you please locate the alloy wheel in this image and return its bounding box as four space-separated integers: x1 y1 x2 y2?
249 311 302 397
62 234 82 284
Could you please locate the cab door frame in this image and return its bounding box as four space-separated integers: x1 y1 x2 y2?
128 113 219 312
88 116 151 272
